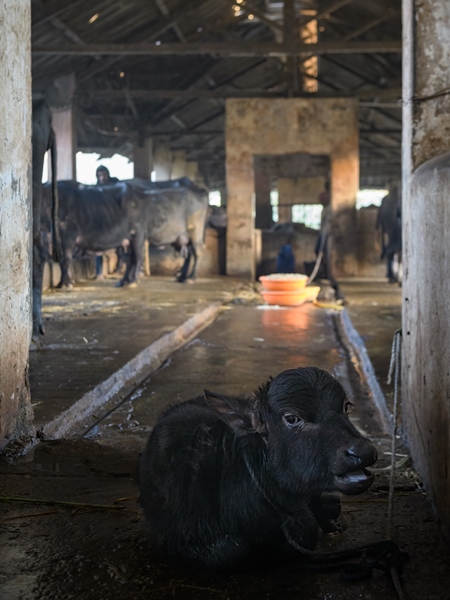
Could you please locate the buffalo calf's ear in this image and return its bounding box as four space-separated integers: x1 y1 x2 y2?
204 390 261 436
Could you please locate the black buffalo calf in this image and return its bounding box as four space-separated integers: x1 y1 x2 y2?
139 367 377 570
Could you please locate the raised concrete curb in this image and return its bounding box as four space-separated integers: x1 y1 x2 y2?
339 308 393 434
41 302 223 439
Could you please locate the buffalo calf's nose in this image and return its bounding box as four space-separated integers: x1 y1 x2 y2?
346 441 377 466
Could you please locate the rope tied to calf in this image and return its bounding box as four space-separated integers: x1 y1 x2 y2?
282 523 406 583
243 452 407 585
386 329 406 599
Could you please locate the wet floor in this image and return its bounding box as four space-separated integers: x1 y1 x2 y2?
84 304 382 450
2 294 450 600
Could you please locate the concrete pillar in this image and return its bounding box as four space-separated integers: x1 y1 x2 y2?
225 98 359 279
277 178 293 224
47 74 77 180
0 0 35 449
226 148 256 278
133 137 153 179
254 159 273 229
402 0 450 534
153 140 172 181
171 150 187 179
51 107 76 179
185 161 199 183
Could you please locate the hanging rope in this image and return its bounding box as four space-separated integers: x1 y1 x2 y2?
306 222 329 285
386 329 405 599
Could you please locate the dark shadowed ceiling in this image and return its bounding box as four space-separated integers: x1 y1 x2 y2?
32 0 402 189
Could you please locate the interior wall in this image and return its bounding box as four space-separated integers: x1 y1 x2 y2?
402 0 450 533
225 98 359 279
278 176 326 208
0 1 34 449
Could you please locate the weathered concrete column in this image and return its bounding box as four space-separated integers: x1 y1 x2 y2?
277 204 292 224
47 74 77 180
254 159 273 229
133 137 153 179
153 140 172 181
0 0 35 449
277 178 293 223
402 0 450 534
51 107 77 179
171 150 187 179
225 98 359 278
185 161 199 183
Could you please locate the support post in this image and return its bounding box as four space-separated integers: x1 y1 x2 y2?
0 0 35 449
133 137 153 179
153 140 172 181
402 0 450 535
48 74 77 180
171 150 187 179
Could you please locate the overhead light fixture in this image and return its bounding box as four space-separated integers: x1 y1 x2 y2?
88 13 99 24
155 40 161 45
114 127 119 132
119 71 125 78
248 13 254 20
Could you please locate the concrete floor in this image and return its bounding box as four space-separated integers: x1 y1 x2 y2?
1 275 449 600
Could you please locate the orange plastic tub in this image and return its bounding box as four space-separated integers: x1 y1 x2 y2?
259 274 308 292
260 289 308 306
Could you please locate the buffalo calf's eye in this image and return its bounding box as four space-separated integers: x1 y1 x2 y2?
283 414 301 428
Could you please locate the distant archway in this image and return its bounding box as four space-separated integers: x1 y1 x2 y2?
225 98 359 278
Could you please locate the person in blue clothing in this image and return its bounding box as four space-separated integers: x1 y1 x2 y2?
276 241 295 273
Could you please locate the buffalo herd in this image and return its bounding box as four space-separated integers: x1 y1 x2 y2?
33 169 209 343
31 103 209 344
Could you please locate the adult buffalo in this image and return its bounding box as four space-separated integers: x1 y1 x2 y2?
42 181 145 290
139 367 379 571
31 99 60 344
126 178 209 282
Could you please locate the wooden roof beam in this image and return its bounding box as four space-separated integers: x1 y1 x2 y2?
76 0 211 82
32 40 402 57
78 86 402 100
299 0 354 27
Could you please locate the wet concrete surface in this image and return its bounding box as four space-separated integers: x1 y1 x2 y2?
2 276 450 599
84 304 382 451
29 275 245 433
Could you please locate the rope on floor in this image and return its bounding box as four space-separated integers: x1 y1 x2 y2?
386 329 405 600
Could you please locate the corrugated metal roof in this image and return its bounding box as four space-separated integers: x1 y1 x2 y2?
32 0 402 188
